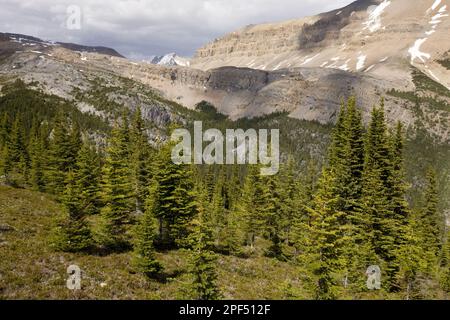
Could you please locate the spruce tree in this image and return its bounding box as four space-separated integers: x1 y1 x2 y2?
47 112 73 194
133 182 163 277
263 174 284 258
419 168 444 267
239 165 265 249
130 108 153 214
186 192 221 300
147 142 197 248
306 169 345 300
362 103 404 291
52 171 93 252
0 113 10 151
291 160 317 257
68 121 82 169
74 141 101 216
29 121 47 191
98 119 134 249
4 116 28 185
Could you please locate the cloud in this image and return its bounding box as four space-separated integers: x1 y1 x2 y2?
0 0 354 58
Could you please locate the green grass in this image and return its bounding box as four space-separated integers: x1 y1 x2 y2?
0 186 304 300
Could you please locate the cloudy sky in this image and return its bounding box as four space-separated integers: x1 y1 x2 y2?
0 0 354 59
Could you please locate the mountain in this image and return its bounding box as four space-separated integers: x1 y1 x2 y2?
191 0 449 91
0 32 124 58
1 0 449 143
151 53 191 67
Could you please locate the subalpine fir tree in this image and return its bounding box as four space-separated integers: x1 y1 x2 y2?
210 174 228 248
148 142 197 248
362 103 403 290
130 108 153 214
133 182 163 277
4 116 29 185
396 211 427 299
279 156 300 245
98 119 134 249
419 168 444 267
329 98 369 290
68 121 82 169
47 112 73 194
0 113 10 151
74 141 102 216
51 171 93 252
29 121 47 191
239 165 266 249
306 169 345 300
291 160 317 257
388 122 414 291
186 191 221 300
328 99 347 168
263 174 285 258
339 97 365 213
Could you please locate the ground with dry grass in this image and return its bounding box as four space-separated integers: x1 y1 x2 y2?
0 186 304 300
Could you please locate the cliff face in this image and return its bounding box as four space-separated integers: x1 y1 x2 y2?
191 0 450 91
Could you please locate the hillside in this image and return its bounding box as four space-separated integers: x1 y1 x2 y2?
0 0 449 301
192 0 450 91
0 186 306 300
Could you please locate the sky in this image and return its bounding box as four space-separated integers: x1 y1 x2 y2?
0 0 354 59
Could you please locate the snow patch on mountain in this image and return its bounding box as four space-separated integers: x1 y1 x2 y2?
356 54 367 71
300 53 320 66
409 38 431 63
427 0 442 13
362 0 391 33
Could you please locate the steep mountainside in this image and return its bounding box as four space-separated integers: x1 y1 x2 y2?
192 0 450 91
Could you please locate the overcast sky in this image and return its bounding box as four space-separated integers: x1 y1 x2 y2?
0 0 354 59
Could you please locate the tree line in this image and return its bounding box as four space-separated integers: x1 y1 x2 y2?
0 97 448 299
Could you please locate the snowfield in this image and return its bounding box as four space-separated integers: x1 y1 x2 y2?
408 38 431 63
356 54 367 71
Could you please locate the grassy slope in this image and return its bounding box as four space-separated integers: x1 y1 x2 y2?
0 186 303 300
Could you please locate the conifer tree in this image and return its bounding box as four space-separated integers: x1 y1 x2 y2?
133 181 163 277
74 141 101 216
52 171 92 252
263 174 285 258
291 160 317 257
130 108 153 214
239 165 265 249
362 103 403 290
323 98 368 290
279 156 300 245
29 121 47 191
419 168 444 267
147 142 197 248
186 192 221 300
4 116 28 185
98 119 134 249
68 121 82 169
0 113 10 151
306 169 345 300
47 112 72 194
